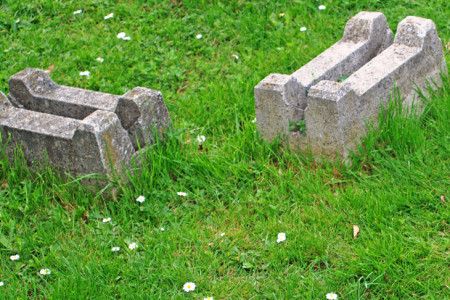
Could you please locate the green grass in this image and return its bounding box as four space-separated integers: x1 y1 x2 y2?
0 0 449 298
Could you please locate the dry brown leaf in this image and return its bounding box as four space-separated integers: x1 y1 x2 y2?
44 64 55 74
1 183 9 189
353 225 360 239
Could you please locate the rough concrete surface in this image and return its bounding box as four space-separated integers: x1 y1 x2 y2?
255 12 447 159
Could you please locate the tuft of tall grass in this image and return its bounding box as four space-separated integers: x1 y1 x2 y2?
350 75 449 171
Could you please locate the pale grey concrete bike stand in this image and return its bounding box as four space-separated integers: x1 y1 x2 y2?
255 12 447 159
0 69 171 181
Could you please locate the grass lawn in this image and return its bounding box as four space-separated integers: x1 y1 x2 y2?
0 0 449 298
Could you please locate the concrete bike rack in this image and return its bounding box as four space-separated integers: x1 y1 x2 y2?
1 69 172 180
254 12 447 159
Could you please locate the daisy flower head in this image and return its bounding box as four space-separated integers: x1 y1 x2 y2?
197 135 206 143
279 13 285 17
220 232 225 237
104 13 114 20
129 242 138 250
136 195 145 203
196 34 203 39
0 282 3 286
79 71 90 77
177 192 187 197
326 292 338 300
232 54 239 60
252 118 257 123
96 57 104 63
40 269 51 275
73 10 82 15
319 5 326 10
277 232 286 243
204 297 214 300
183 282 196 292
10 254 20 261
102 217 111 223
111 247 120 252
160 227 165 231
300 27 307 32
117 32 131 40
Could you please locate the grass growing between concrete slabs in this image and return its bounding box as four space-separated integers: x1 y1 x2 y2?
0 0 449 298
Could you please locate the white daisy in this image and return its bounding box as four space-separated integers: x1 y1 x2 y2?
204 297 214 300
136 195 145 203
232 54 239 60
183 282 196 292
96 57 104 63
111 247 120 252
0 282 3 286
40 269 51 275
117 32 126 39
73 10 82 15
123 36 131 41
177 192 187 197
326 292 338 299
220 232 225 237
102 217 111 223
104 13 114 20
300 27 307 32
129 242 138 250
79 71 90 77
252 118 257 123
279 13 285 17
10 254 20 261
197 135 206 143
196 34 203 39
160 228 165 231
319 5 326 10
277 232 286 243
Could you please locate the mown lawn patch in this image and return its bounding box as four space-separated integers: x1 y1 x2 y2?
0 0 448 298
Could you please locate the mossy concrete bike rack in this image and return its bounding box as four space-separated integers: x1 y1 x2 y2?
0 69 171 180
255 12 447 159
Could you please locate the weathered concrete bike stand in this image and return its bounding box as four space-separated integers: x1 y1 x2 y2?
0 69 171 182
255 12 447 159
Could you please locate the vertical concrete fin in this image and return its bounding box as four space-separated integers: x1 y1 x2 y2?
76 110 134 177
118 87 172 150
292 11 392 88
305 16 447 159
305 81 359 157
254 74 303 143
8 68 57 108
